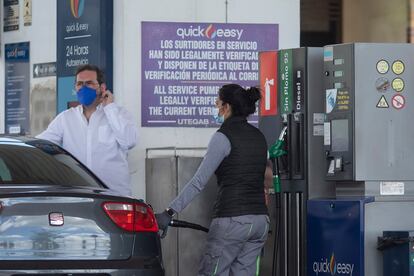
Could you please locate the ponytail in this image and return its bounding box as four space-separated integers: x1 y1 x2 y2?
243 86 261 115
218 84 261 117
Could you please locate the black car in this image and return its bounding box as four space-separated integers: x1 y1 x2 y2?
0 136 164 276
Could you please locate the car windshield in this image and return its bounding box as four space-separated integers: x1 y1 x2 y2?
0 141 104 187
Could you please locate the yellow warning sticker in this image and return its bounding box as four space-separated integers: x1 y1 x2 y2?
376 95 389 108
392 60 405 75
376 60 389 74
392 78 404 92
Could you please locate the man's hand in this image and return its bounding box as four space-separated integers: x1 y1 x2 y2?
155 210 173 238
101 90 114 106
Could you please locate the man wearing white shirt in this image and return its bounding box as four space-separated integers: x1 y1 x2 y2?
37 64 137 196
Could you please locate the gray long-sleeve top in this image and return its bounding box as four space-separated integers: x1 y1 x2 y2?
169 132 231 213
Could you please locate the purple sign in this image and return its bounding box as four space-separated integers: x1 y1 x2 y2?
141 22 278 127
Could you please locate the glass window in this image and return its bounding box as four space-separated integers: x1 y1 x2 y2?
331 119 349 152
0 158 11 181
0 142 104 188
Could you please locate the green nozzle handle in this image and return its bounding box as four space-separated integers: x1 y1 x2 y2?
269 140 287 159
268 126 288 159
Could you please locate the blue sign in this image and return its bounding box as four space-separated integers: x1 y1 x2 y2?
5 42 30 134
56 0 113 113
307 197 373 276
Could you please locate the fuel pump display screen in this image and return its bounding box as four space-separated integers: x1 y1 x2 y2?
331 119 349 152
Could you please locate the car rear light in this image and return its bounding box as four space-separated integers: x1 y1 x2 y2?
102 202 159 232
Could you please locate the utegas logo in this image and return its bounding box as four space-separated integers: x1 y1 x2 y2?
312 253 354 276
176 24 244 40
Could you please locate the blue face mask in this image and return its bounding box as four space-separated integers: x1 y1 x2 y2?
77 86 97 106
212 107 224 124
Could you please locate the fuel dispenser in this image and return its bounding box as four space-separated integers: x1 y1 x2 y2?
258 48 334 276
307 43 414 276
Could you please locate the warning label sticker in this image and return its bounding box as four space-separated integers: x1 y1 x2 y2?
392 77 404 92
392 60 405 75
391 94 405 110
380 182 404 196
375 77 390 92
376 96 389 108
376 60 389 74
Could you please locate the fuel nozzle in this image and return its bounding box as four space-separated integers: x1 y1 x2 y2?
268 126 288 193
269 126 288 158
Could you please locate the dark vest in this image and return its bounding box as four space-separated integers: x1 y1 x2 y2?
213 116 268 218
